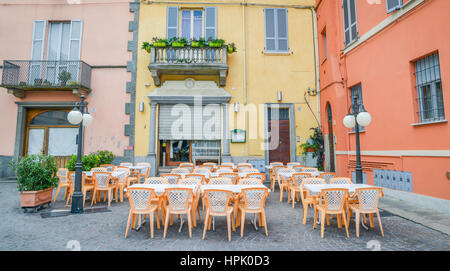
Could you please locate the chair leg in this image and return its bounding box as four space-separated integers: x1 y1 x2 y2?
155 209 161 229
303 203 309 225
202 211 209 240
369 213 375 228
279 186 283 202
91 189 96 206
262 210 268 236
337 213 342 229
240 211 246 237
107 190 111 207
149 212 154 239
355 211 360 237
132 214 136 229
326 214 331 226
125 210 132 238
342 212 349 238
320 211 326 238
186 211 192 238
227 214 232 241
53 185 61 202
163 211 170 238
376 210 384 237
313 206 318 229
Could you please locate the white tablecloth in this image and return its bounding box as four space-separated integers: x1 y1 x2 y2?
128 184 198 195
83 170 127 178
303 184 375 195
201 184 269 194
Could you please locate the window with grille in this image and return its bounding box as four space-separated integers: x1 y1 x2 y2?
386 0 402 13
342 0 358 46
414 53 445 123
350 84 365 132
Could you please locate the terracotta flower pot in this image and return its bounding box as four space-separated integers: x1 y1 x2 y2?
20 188 53 208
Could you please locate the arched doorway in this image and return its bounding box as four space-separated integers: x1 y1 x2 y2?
327 103 336 172
24 109 78 168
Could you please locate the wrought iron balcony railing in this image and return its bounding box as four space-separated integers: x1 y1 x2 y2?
148 46 229 86
1 60 92 97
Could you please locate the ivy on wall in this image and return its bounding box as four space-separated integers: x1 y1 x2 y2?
300 127 324 171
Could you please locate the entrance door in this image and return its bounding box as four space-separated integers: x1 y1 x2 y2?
25 109 78 168
166 140 192 166
268 108 290 164
327 104 336 172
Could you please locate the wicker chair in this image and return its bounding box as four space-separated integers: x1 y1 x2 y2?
100 164 115 172
218 173 240 185
237 178 263 185
137 162 151 179
185 174 207 185
319 172 337 184
53 168 70 202
236 187 270 237
245 173 266 184
330 177 352 184
163 188 195 238
91 172 117 207
270 165 285 191
277 168 295 202
160 174 181 184
208 177 233 185
144 177 168 185
66 172 93 208
288 173 312 208
202 189 235 241
313 188 350 238
300 178 326 224
171 167 190 175
179 163 194 173
347 187 384 238
124 187 161 239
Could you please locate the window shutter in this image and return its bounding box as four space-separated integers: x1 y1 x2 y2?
387 0 402 13
31 20 46 61
167 6 179 39
277 9 288 52
205 7 217 40
343 0 358 45
264 8 276 51
69 20 82 60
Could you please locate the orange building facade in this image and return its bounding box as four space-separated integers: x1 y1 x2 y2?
317 0 450 199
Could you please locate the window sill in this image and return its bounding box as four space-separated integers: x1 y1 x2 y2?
410 120 448 127
263 51 291 56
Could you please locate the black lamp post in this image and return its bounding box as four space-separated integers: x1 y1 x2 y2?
67 95 93 213
343 92 372 184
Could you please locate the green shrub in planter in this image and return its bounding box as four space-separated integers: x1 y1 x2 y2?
142 41 151 53
9 154 58 192
170 37 187 48
58 70 72 86
151 37 168 48
191 38 206 48
66 153 100 171
208 39 225 48
93 150 115 165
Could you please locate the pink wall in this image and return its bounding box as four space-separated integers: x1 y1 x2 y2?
0 0 132 157
317 0 450 199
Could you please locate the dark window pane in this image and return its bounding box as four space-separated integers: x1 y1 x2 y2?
30 111 72 126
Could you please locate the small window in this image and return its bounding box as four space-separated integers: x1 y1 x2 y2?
321 29 327 61
268 108 289 120
386 0 402 13
350 84 365 131
264 8 289 53
343 0 358 46
414 53 445 123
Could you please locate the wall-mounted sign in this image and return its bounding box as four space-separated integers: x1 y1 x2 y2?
231 129 246 143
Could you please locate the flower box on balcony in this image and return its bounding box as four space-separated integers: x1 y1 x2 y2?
209 42 223 48
171 42 186 48
191 41 205 48
153 42 167 48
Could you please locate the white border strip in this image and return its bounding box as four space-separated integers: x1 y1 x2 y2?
336 150 450 157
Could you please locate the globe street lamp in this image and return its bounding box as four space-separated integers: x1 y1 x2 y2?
343 93 371 184
67 95 93 213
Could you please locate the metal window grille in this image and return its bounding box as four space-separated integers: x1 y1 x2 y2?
414 53 445 123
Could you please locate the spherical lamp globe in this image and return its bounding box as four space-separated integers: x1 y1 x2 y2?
67 109 83 125
343 114 356 128
82 113 93 126
357 111 372 127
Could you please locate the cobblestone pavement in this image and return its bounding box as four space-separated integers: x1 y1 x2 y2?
0 182 448 251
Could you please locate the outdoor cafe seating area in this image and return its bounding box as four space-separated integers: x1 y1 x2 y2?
53 161 385 241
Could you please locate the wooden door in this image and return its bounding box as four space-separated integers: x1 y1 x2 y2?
166 140 192 166
268 119 290 164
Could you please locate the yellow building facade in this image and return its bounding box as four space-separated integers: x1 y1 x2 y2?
134 0 319 175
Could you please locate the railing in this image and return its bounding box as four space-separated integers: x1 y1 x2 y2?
150 46 227 65
1 60 92 90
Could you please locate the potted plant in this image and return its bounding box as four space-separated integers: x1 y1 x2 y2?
300 127 324 171
142 41 151 53
171 37 187 48
34 78 42 86
58 70 72 86
191 38 206 48
208 38 225 48
151 37 168 48
9 154 58 212
227 42 237 54
69 80 78 87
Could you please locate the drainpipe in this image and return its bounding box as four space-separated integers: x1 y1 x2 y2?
311 7 321 130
